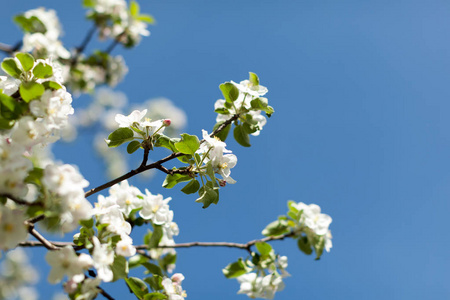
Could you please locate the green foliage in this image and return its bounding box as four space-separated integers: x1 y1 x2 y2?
180 179 200 194
174 133 200 155
154 134 178 152
162 173 192 189
148 225 163 248
130 0 140 16
19 82 45 102
212 121 231 142
233 124 251 147
297 235 313 255
127 140 142 154
2 58 22 78
255 242 273 256
33 61 53 79
196 181 219 208
250 97 275 117
222 258 251 278
219 82 239 103
107 128 134 147
14 15 46 33
111 255 129 281
42 81 62 90
15 53 35 72
126 277 149 300
262 220 290 237
249 72 259 86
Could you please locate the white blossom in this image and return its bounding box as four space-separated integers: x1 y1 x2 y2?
92 237 114 282
0 206 28 250
162 273 187 300
139 189 172 225
115 109 147 127
296 202 332 236
45 246 93 283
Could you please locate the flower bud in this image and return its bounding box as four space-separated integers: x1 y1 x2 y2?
163 119 171 126
218 179 227 187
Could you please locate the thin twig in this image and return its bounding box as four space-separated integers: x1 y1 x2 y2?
0 41 19 55
0 193 44 207
26 226 60 251
18 231 295 253
72 25 97 65
27 214 45 224
98 286 115 300
84 114 239 198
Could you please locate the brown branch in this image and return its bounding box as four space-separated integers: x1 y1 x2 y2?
85 114 240 198
18 231 295 253
25 225 60 251
98 286 115 300
0 193 44 207
71 25 97 66
0 41 21 55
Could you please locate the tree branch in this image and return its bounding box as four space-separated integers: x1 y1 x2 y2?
18 231 295 253
26 226 60 251
0 41 21 55
71 25 97 65
0 193 44 207
84 114 240 198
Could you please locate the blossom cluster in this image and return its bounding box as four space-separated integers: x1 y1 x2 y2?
224 244 290 299
84 0 154 48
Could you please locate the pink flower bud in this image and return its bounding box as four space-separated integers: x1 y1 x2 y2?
64 279 78 294
163 119 171 126
218 179 226 187
171 273 185 284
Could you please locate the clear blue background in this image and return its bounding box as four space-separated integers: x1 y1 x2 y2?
2 0 450 299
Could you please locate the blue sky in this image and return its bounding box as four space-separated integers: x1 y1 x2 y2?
2 0 450 299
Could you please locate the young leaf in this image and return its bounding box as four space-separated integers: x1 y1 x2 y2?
174 133 200 155
233 125 251 147
127 140 142 154
42 81 62 90
1 58 22 78
154 134 178 152
144 293 167 300
0 93 16 112
219 82 239 103
19 82 44 102
196 182 219 209
162 173 192 189
181 179 200 194
297 236 313 255
129 255 149 269
32 61 53 79
212 121 232 142
130 0 140 17
255 242 273 256
222 258 251 278
107 128 134 147
15 53 35 72
111 255 129 282
148 225 163 248
261 220 290 237
137 14 156 24
142 262 163 276
249 72 260 86
125 277 149 300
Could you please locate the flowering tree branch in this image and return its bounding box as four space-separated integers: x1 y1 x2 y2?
0 194 44 207
71 24 97 65
0 41 21 55
84 114 240 198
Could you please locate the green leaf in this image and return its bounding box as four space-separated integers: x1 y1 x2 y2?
13 15 46 33
297 236 313 255
79 218 94 229
159 253 177 272
137 14 156 24
181 179 200 194
127 140 142 154
250 97 274 117
32 62 53 79
0 117 15 129
144 275 164 292
174 133 200 155
313 235 326 260
214 107 230 115
125 277 149 300
0 93 16 112
249 72 260 86
2 58 22 78
154 134 178 152
142 262 163 276
129 255 149 269
222 258 251 278
144 293 167 300
148 225 163 248
107 128 134 147
42 81 62 90
162 173 192 189
255 242 273 256
233 125 251 147
219 82 240 103
130 0 140 17
111 255 129 282
196 182 219 209
262 220 290 237
212 121 232 142
82 0 95 8
15 53 35 72
19 82 44 103
205 162 216 182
